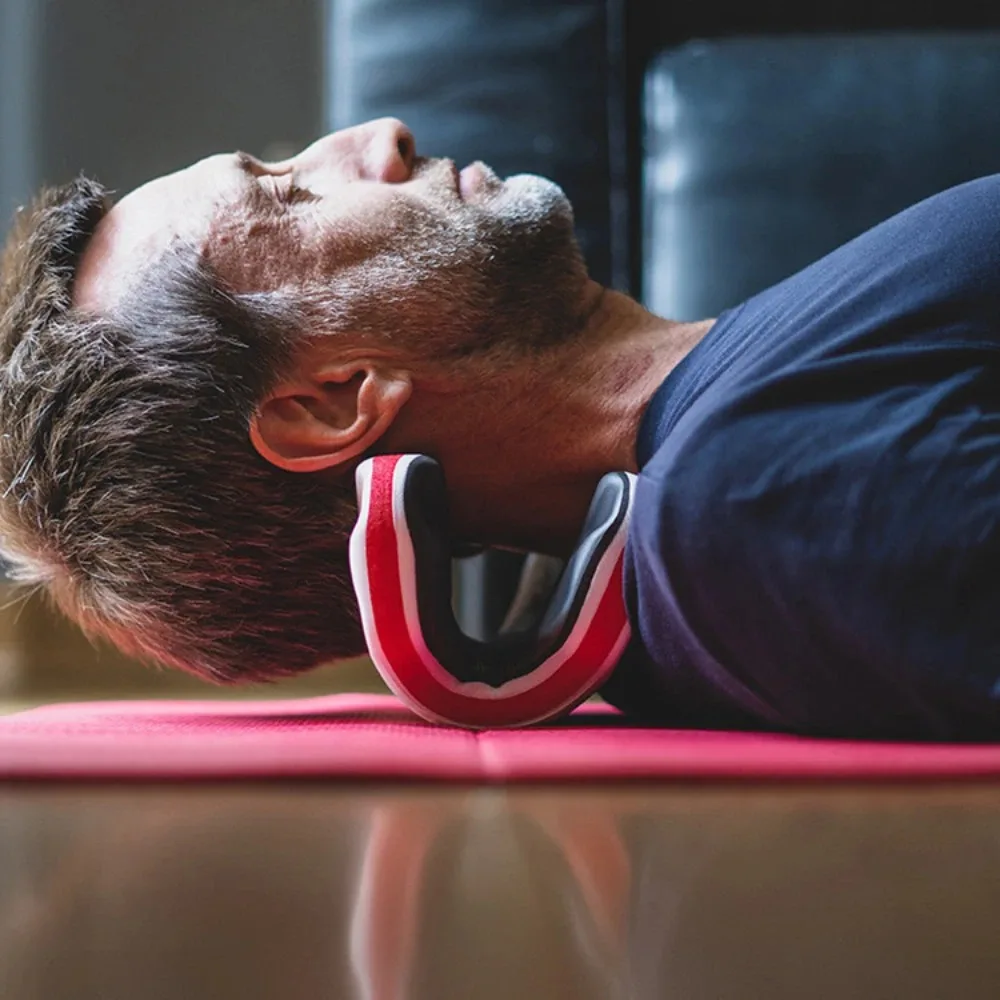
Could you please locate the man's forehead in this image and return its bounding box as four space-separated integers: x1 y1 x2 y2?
73 153 239 312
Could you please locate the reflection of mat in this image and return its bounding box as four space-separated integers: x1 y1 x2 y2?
3 693 1000 781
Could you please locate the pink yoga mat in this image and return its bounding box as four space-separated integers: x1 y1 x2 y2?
3 693 1000 781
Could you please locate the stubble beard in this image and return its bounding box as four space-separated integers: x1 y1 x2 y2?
321 165 592 366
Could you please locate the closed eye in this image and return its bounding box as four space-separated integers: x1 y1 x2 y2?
279 181 318 205
235 151 317 208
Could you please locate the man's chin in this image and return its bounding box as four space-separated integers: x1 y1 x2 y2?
487 172 575 230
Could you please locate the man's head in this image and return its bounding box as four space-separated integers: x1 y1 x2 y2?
0 118 591 682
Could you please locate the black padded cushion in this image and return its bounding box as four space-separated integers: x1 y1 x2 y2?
643 34 1000 320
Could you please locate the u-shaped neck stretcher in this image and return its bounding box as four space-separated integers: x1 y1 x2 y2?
349 455 636 729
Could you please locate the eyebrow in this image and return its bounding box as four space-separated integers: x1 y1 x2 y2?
234 151 262 175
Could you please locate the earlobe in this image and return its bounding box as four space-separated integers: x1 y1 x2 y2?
250 363 411 473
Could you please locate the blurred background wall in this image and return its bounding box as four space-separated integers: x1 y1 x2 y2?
0 0 383 702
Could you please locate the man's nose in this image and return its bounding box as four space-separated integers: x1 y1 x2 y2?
291 118 416 183
363 117 416 182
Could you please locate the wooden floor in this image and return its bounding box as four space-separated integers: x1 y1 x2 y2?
2 782 1000 999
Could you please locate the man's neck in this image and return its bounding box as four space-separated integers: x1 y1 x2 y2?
385 283 713 557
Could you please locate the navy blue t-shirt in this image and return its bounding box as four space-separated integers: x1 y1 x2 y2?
606 175 1000 740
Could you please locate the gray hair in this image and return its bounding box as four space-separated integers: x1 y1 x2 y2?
0 177 365 683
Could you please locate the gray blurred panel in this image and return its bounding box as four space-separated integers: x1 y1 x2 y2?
0 0 41 226
5 0 324 207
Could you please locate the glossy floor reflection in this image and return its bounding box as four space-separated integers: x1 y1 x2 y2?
2 784 1000 999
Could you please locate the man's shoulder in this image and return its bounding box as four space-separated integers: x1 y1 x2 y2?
829 173 1000 281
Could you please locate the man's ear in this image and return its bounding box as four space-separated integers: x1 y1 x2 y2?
249 361 412 473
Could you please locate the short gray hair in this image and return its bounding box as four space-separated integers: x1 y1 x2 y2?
0 177 365 683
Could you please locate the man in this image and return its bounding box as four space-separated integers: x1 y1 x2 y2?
0 117 998 739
